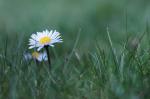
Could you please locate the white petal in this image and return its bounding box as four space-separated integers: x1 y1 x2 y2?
37 46 44 51
29 46 35 49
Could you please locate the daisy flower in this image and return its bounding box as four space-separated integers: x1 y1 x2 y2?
32 51 48 62
29 29 63 51
28 29 63 70
24 51 48 62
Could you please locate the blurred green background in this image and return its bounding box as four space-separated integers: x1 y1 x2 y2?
0 0 150 50
0 0 150 99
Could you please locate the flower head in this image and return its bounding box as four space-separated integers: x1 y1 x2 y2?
29 29 63 51
32 51 48 62
32 51 40 60
24 51 48 62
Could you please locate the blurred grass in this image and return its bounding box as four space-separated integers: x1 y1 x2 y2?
0 0 150 99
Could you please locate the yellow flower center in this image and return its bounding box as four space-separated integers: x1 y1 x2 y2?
39 36 51 44
32 52 40 59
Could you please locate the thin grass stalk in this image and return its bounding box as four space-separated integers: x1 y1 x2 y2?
106 27 119 67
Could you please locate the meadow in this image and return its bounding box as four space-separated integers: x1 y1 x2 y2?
0 0 150 99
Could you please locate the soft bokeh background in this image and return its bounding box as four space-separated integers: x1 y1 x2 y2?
0 0 150 50
0 0 150 99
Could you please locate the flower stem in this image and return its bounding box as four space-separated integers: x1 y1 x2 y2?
45 46 51 70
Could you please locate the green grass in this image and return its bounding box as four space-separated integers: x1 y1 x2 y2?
0 0 150 99
0 28 150 99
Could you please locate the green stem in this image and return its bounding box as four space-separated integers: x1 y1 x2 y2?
45 46 51 70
